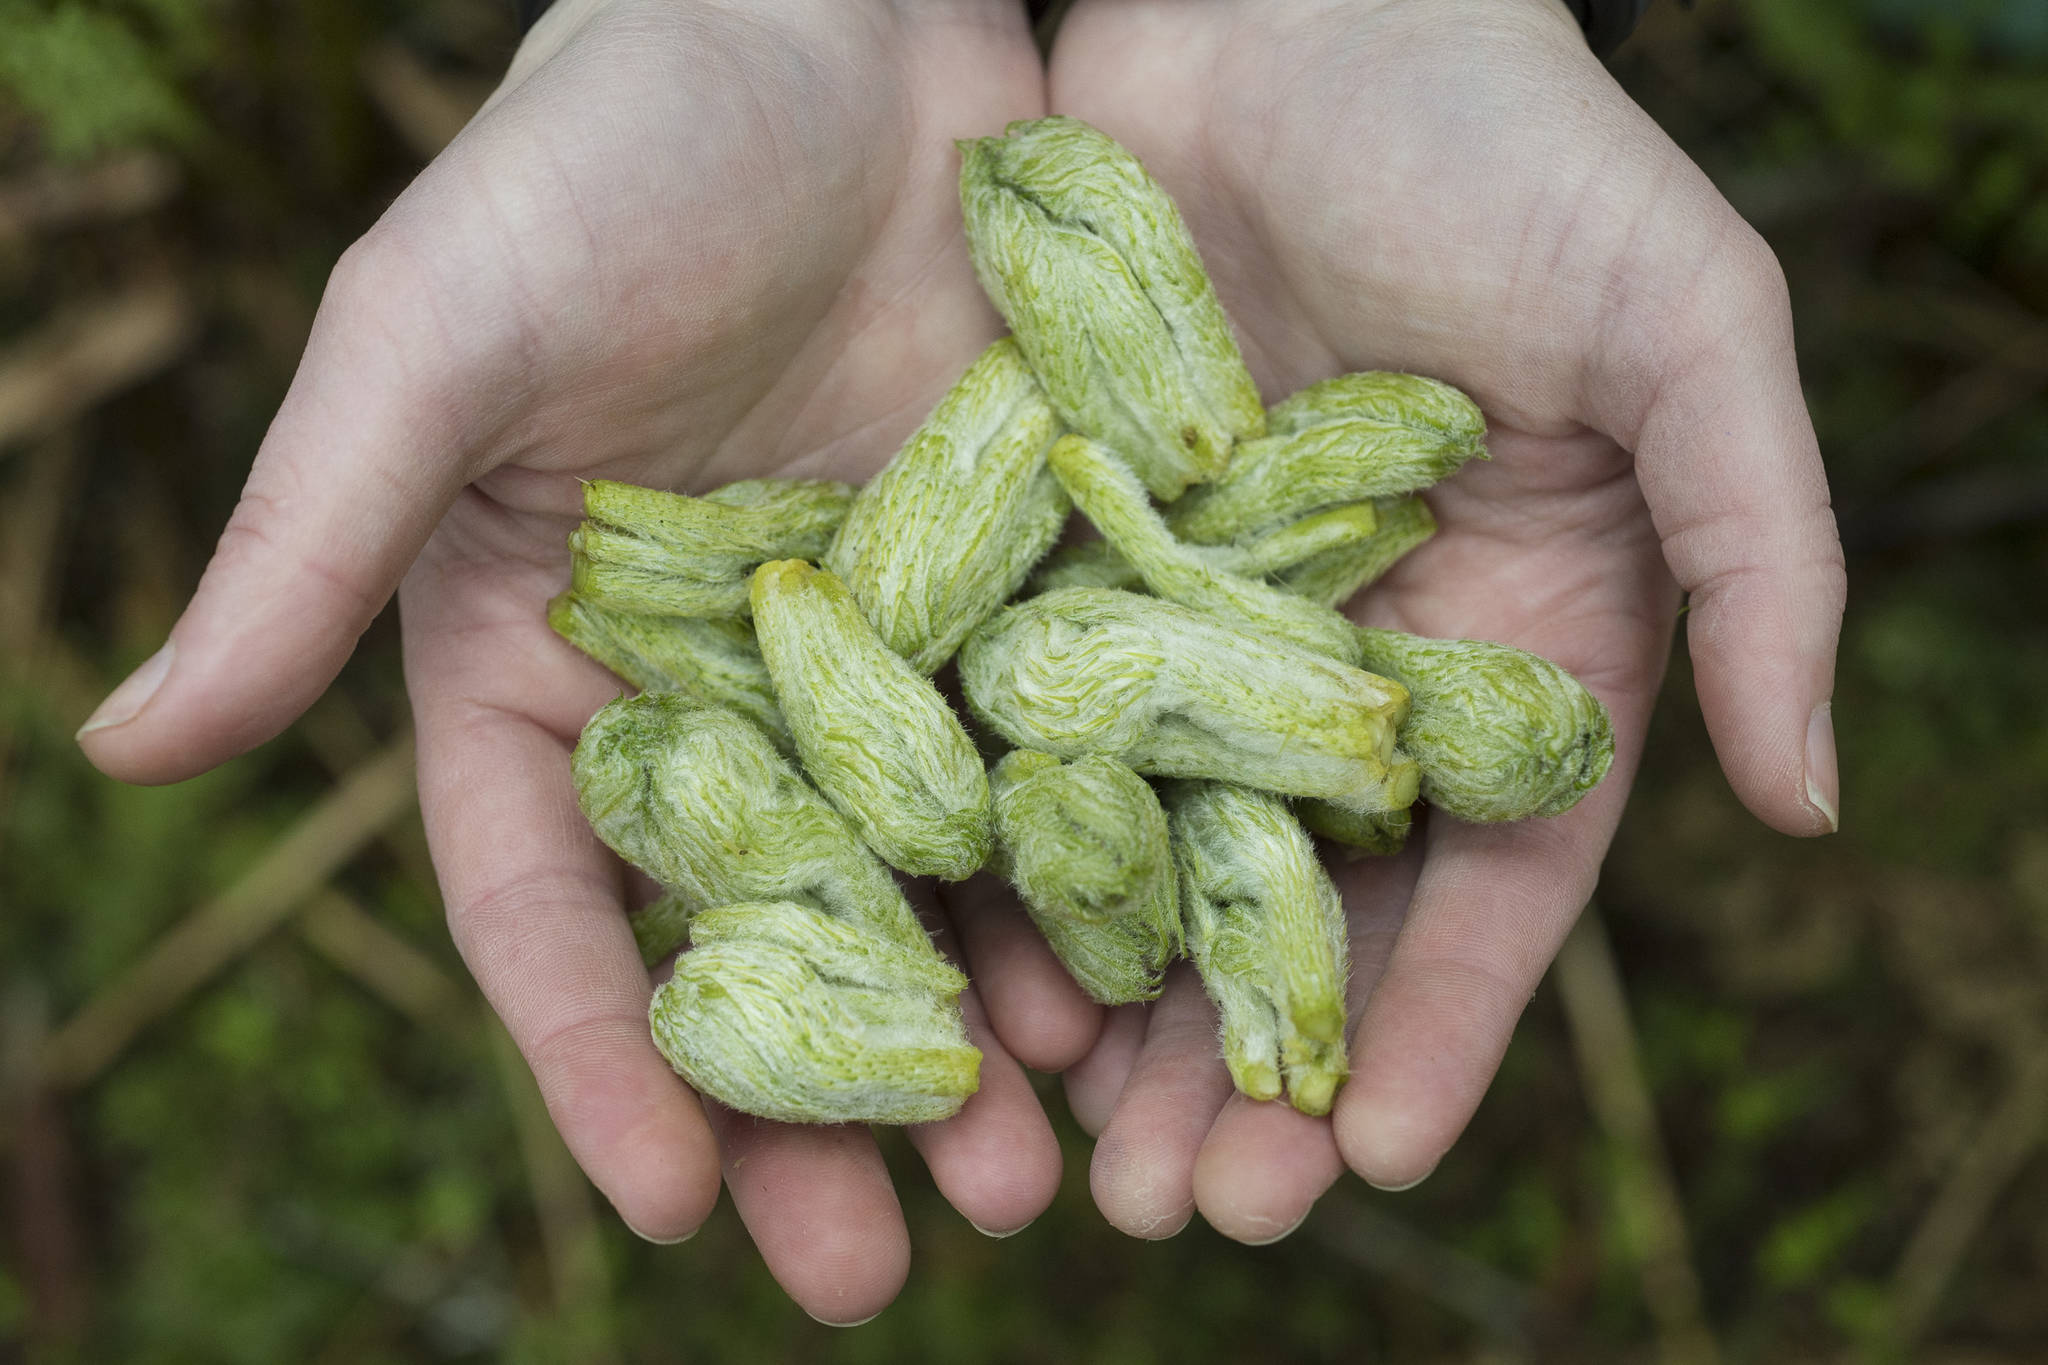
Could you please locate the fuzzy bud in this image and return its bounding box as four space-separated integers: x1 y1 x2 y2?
960 587 1409 811
1169 781 1349 1116
988 750 1180 1004
825 339 1068 674
650 900 980 1125
1169 372 1483 543
751 560 992 880
569 477 855 618
958 117 1263 500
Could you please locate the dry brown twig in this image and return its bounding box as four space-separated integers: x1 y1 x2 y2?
487 1017 619 1358
38 737 419 1088
0 281 195 450
360 39 491 161
296 887 467 1030
1888 1042 2048 1351
0 152 179 241
1555 906 1721 1365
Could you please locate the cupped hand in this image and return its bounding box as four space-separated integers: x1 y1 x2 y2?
75 0 1089 1322
1031 0 1846 1242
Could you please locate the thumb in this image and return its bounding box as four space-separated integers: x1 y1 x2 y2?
77 231 491 784
1619 225 1847 837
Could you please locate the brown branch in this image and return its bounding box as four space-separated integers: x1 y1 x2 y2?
1889 1043 2048 1350
0 152 179 241
1310 1192 1538 1352
0 282 196 449
296 888 467 1030
360 40 490 162
1 987 87 1347
486 1019 618 1360
38 738 418 1088
1555 907 1721 1365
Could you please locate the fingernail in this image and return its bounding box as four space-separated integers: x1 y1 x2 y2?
77 642 175 740
623 1218 694 1246
1365 1161 1437 1193
1238 1210 1310 1247
967 1218 1032 1240
1803 701 1839 834
803 1308 882 1328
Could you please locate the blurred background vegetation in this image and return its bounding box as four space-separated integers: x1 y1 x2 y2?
2 0 2044 1360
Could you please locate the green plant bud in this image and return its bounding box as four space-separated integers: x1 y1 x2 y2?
1272 496 1437 609
824 339 1068 674
1297 800 1412 856
751 560 992 880
989 751 1170 924
1032 908 1180 1008
569 477 856 618
1170 372 1485 543
1354 628 1615 822
1168 781 1348 1116
987 750 1181 1003
630 890 694 967
957 116 1263 500
1025 539 1145 594
1047 435 1365 665
571 694 928 952
960 587 1410 811
650 900 981 1125
1027 501 1384 596
547 591 791 752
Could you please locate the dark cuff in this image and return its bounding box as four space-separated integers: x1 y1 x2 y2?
1562 0 1655 56
517 0 551 33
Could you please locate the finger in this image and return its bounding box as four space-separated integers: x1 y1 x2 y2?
1190 841 1421 1243
904 898 1063 1238
1088 966 1234 1239
1614 221 1846 837
405 552 719 1243
1062 1003 1148 1138
1332 764 1638 1191
76 225 496 785
943 873 1105 1072
905 988 1063 1238
707 1109 911 1326
415 691 722 1242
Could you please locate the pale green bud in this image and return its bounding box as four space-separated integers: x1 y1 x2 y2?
1170 373 1485 544
1354 628 1615 822
825 339 1068 674
1296 801 1412 857
988 750 1180 1004
958 117 1263 500
650 900 981 1125
1027 501 1384 597
547 591 790 753
1168 781 1348 1116
571 694 927 952
569 478 855 617
1047 435 1365 665
630 890 694 967
751 560 992 880
1272 496 1437 610
960 587 1410 811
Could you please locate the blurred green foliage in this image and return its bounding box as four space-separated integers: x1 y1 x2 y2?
2 0 2045 1361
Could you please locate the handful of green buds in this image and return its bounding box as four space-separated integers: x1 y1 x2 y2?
552 117 1614 1124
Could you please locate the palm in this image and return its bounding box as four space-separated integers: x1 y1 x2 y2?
394 1 1058 1320
1034 0 1842 1240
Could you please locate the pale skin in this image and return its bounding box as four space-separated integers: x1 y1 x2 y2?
75 0 1845 1320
